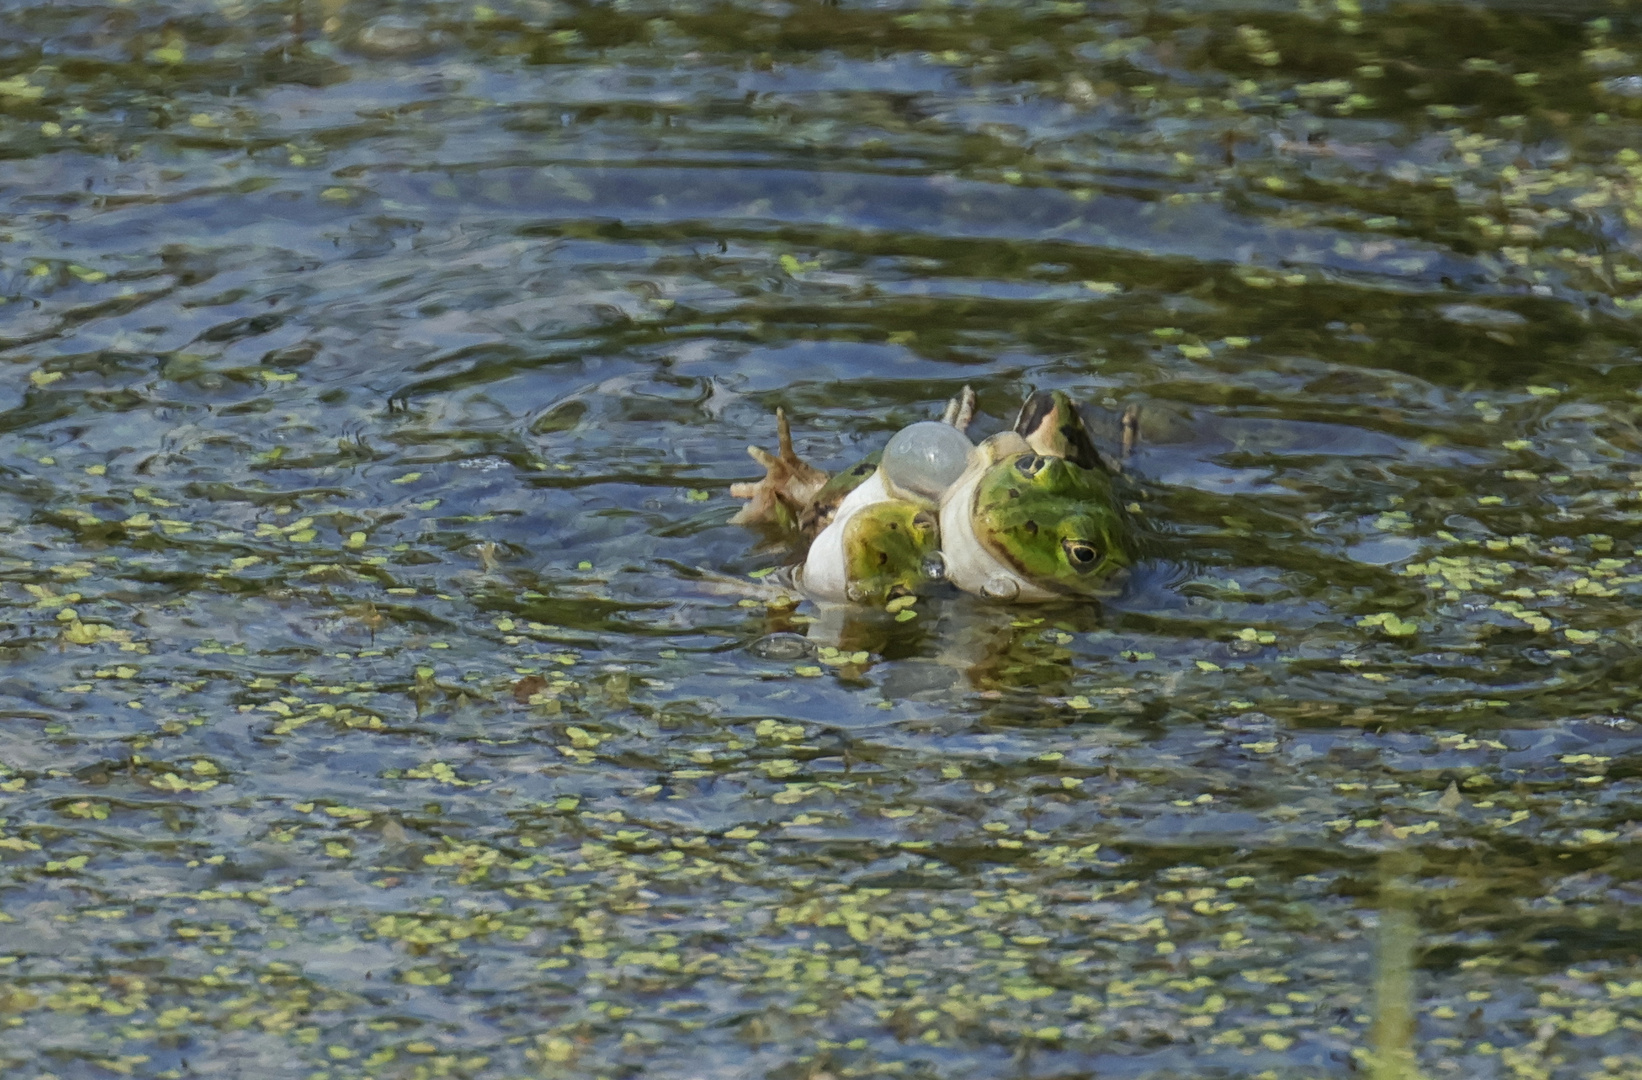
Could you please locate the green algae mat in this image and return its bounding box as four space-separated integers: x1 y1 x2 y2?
6 1 1642 1077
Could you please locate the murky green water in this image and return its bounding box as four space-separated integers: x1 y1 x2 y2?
5 1 1642 1076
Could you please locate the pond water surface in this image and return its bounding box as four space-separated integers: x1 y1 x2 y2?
5 1 1642 1078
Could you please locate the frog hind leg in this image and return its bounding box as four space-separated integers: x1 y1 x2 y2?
1014 389 1114 473
729 407 830 528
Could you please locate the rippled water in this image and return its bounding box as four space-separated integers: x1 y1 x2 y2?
6 1 1642 1077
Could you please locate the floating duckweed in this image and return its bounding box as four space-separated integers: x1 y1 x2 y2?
3 8 1642 1080
1358 612 1419 637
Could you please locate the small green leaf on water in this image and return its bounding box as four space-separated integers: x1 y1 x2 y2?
1359 612 1417 636
686 489 710 501
346 531 367 548
1565 628 1601 643
1526 385 1560 397
894 609 917 622
576 560 592 570
794 665 822 677
391 472 422 484
321 187 353 201
29 370 62 388
0 76 44 100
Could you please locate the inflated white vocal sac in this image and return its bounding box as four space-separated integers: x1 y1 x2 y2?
880 420 973 501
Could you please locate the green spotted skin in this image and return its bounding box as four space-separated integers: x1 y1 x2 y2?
970 451 1133 594
838 499 939 604
801 450 881 532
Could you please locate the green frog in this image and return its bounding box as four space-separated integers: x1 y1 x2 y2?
938 390 1137 602
732 388 1136 605
729 390 976 605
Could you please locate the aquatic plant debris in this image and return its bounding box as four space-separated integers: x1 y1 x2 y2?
2 1 1642 1078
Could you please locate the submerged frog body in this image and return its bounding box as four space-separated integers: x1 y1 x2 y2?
939 391 1136 602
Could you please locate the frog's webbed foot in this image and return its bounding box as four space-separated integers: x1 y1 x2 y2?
729 407 830 528
941 385 977 432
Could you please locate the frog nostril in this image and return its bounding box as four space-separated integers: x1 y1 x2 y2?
1024 520 1038 535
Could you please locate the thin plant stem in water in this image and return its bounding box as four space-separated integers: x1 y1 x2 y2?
1368 847 1424 1080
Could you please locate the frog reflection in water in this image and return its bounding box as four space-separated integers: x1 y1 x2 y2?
731 388 1138 606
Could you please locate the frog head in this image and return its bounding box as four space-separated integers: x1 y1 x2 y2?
800 473 941 605
940 431 1133 601
839 500 940 604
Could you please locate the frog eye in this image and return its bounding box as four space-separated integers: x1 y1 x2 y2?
1061 538 1100 572
1014 454 1049 478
